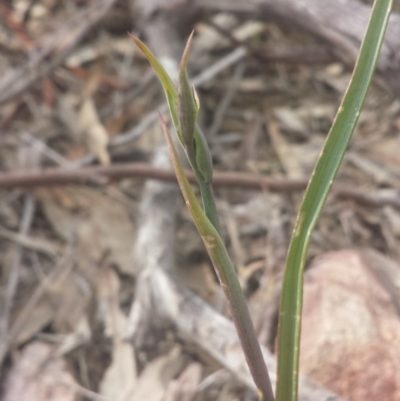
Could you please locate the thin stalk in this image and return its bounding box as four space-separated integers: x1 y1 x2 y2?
275 1 393 401
132 31 274 400
160 115 274 401
185 143 222 233
129 33 221 233
198 181 221 235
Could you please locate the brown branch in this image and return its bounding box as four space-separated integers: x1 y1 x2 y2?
0 163 304 189
0 163 399 209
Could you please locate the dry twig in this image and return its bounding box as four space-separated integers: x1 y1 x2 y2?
0 163 399 210
0 194 36 370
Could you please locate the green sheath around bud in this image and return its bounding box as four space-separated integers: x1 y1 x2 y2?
178 32 199 149
129 31 214 184
194 125 213 184
178 32 213 184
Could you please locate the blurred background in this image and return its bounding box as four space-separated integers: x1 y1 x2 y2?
1 1 400 400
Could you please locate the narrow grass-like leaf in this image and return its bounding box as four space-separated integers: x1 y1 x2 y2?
178 31 199 149
129 33 220 232
128 33 180 138
159 113 274 401
275 2 393 401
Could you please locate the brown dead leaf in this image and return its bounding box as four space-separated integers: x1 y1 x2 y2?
57 94 81 139
100 341 137 401
11 256 90 344
129 347 187 401
3 342 77 401
163 362 202 401
300 249 400 401
98 267 137 401
267 119 304 179
290 135 325 176
316 63 350 93
233 21 265 42
175 213 218 304
11 301 54 345
274 107 307 135
37 186 136 276
368 135 400 168
383 206 400 237
97 266 130 338
195 15 238 52
56 316 92 356
79 97 110 165
268 107 326 178
177 261 217 305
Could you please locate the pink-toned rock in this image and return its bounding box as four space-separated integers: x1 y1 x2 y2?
300 249 400 401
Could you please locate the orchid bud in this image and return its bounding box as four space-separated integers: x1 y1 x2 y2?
178 32 199 149
178 33 213 184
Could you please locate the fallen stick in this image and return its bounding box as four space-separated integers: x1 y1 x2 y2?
0 163 399 209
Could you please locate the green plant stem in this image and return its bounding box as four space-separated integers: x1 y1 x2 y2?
198 181 221 234
160 115 274 401
211 244 273 401
275 1 393 401
132 28 268 400
185 141 222 234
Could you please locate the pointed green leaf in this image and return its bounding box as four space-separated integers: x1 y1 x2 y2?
276 1 393 401
178 31 198 151
159 112 210 235
130 33 217 230
128 33 181 142
129 33 214 182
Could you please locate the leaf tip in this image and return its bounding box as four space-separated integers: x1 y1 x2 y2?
127 32 138 42
180 30 195 70
128 32 146 53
